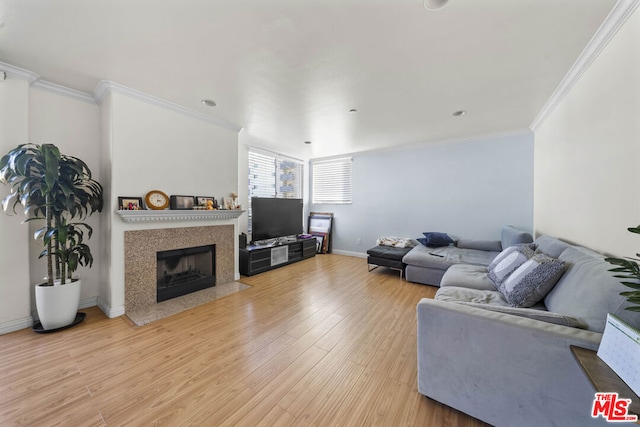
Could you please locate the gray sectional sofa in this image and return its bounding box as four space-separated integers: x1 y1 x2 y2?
404 226 533 286
416 234 640 427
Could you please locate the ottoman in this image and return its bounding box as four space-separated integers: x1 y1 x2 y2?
366 245 413 278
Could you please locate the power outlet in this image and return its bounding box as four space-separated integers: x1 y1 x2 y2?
356 237 362 245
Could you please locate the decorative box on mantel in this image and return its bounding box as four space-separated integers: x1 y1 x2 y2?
116 209 244 223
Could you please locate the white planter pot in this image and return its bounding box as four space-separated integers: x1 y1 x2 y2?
35 279 81 330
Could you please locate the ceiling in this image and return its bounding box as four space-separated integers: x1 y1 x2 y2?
0 0 618 159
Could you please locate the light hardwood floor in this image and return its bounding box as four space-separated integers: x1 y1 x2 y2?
0 254 489 426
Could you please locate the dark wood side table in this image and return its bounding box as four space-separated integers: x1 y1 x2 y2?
571 345 640 417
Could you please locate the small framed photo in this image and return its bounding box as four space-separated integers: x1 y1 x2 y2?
313 234 325 254
196 196 214 206
195 196 216 210
223 196 234 210
118 196 144 210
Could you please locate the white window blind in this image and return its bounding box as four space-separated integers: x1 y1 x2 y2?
248 151 277 198
248 149 303 231
312 157 352 204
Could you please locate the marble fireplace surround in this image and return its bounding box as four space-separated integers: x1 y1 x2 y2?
124 224 235 313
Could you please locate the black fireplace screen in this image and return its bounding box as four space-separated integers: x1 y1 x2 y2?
156 244 216 302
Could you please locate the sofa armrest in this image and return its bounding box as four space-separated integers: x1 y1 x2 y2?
416 298 608 427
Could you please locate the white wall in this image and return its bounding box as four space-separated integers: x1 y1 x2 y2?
98 95 113 313
0 76 32 333
28 87 102 306
311 132 534 255
104 92 240 314
534 7 640 257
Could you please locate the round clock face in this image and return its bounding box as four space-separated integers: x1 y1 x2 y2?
145 190 169 210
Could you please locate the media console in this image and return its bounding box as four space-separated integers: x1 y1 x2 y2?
240 238 316 276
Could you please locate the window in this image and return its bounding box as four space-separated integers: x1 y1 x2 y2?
248 149 303 232
312 157 352 204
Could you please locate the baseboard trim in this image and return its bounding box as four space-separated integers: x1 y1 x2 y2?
331 249 367 258
79 296 99 310
0 296 124 334
0 315 34 335
98 298 125 319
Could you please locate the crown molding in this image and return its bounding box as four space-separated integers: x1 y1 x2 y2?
530 0 640 131
94 80 242 132
0 62 96 103
31 79 96 104
0 61 242 133
0 61 39 83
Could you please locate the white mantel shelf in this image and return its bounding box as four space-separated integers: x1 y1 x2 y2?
116 209 245 223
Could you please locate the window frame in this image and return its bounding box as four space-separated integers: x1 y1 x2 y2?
311 157 353 205
247 148 304 232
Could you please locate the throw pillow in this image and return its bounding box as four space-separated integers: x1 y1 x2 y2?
500 253 566 307
487 244 536 287
421 232 453 247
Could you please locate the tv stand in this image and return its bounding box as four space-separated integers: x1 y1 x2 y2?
240 238 316 276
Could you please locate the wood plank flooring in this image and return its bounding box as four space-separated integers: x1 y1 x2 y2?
0 254 489 426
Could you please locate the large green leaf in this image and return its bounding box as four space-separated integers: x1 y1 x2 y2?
41 145 60 192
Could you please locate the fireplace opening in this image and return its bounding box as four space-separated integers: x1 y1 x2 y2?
156 244 216 302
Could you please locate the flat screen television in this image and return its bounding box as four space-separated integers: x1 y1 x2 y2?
251 197 303 242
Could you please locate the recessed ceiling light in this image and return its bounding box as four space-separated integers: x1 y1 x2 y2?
201 99 217 107
452 110 466 117
304 141 312 145
424 0 449 10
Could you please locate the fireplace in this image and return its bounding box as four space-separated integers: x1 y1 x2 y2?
124 224 235 314
156 244 216 302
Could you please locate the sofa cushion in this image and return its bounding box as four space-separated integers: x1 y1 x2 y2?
501 225 534 249
403 244 498 270
403 244 454 270
487 244 537 287
440 264 497 291
544 247 640 333
499 253 566 307
367 245 413 260
420 232 454 247
456 239 502 252
435 286 510 306
533 235 571 258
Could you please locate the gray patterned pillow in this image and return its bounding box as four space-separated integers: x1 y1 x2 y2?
487 244 536 287
500 253 566 307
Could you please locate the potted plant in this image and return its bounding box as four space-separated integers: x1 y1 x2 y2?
605 226 640 312
0 143 103 330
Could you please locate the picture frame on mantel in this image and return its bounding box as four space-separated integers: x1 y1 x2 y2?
196 196 214 206
118 196 144 210
170 195 195 210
